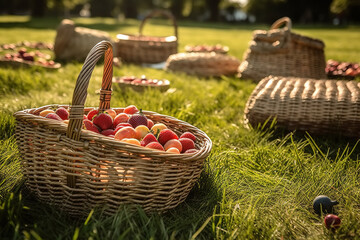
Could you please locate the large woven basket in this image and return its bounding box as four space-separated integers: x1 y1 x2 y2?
116 9 178 64
165 52 240 77
238 17 326 82
54 19 113 61
13 41 212 217
244 75 360 137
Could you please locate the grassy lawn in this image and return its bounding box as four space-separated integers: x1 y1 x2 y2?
1 15 360 239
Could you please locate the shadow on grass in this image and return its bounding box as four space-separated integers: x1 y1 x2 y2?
253 121 360 160
1 168 221 239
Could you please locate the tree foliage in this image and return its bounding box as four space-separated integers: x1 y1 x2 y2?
244 0 334 23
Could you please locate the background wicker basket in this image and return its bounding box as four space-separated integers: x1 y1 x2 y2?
13 41 212 217
238 17 326 82
116 9 178 64
113 76 170 92
165 52 240 77
54 19 113 61
244 75 360 137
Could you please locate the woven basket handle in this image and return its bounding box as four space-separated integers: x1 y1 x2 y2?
250 17 292 53
66 40 113 187
270 16 292 31
139 9 178 39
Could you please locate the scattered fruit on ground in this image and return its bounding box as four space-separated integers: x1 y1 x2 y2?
39 109 55 117
145 141 165 151
179 138 195 153
55 107 69 120
2 46 58 67
326 59 360 79
128 110 148 128
93 113 113 130
166 147 180 154
114 126 137 141
180 132 196 142
140 133 158 147
164 139 182 152
123 105 139 115
158 129 179 146
324 214 341 230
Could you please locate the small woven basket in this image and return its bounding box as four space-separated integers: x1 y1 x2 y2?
238 17 326 82
116 9 178 64
165 52 240 77
244 75 360 137
14 41 212 217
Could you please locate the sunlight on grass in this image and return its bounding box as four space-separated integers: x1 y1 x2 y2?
1 16 360 239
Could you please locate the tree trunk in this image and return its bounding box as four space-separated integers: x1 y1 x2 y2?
170 0 184 19
31 0 47 17
122 0 138 19
206 0 221 21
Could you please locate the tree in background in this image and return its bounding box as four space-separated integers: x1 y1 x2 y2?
121 0 138 19
244 0 334 23
47 0 87 17
1 0 360 23
170 0 185 19
31 0 47 17
205 0 222 21
331 0 360 23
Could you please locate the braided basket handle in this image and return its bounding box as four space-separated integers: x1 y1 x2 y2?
139 9 178 39
250 17 292 53
66 40 113 187
270 16 292 31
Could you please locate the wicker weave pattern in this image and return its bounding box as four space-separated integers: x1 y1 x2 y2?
116 9 178 64
165 52 240 77
14 41 212 216
244 76 360 137
238 17 326 82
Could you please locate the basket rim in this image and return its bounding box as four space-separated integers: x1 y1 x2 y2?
14 104 213 162
116 33 177 43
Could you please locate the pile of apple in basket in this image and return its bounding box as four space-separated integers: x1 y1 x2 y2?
41 104 197 154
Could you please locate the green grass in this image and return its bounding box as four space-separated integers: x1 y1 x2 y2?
1 15 360 239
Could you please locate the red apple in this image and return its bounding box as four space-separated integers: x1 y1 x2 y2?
324 214 341 230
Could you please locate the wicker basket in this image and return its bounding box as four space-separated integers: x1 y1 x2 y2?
165 52 240 77
244 75 360 137
238 17 326 82
113 76 170 92
13 41 212 217
54 19 113 62
116 9 178 64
